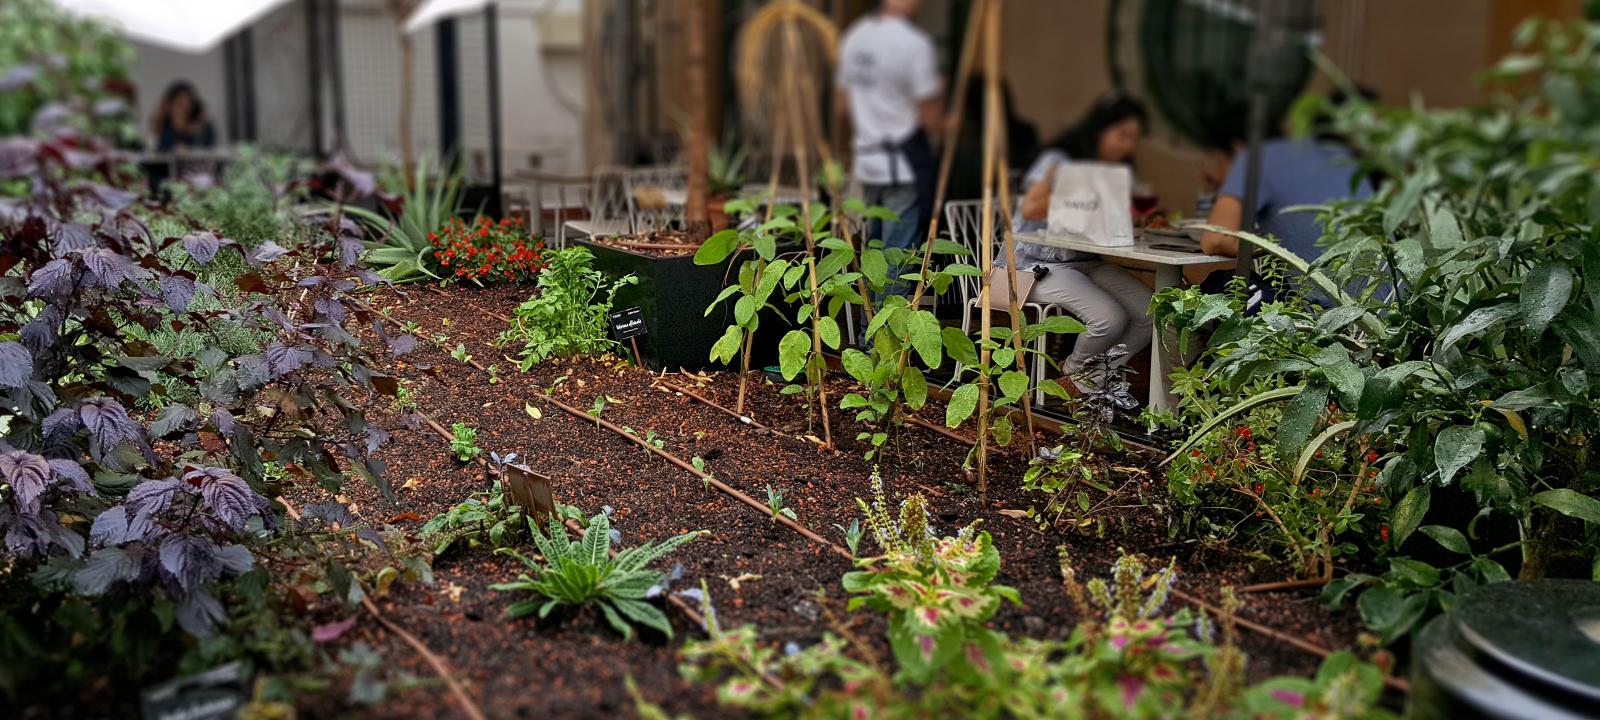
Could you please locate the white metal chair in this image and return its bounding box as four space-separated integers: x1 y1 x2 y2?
623 164 688 232
943 200 1064 406
563 165 634 240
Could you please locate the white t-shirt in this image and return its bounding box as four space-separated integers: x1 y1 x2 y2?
835 14 940 186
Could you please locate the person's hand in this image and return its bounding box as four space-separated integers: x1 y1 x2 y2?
1019 161 1058 222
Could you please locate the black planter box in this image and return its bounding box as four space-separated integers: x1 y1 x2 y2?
572 235 740 371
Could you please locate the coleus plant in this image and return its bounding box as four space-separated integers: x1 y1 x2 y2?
841 475 1020 682
0 98 413 660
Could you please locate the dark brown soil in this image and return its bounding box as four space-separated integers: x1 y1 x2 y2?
285 283 1370 719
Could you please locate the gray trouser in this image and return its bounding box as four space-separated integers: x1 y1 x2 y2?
1028 261 1153 376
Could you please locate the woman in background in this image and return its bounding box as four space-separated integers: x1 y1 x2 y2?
1005 92 1153 390
149 81 216 153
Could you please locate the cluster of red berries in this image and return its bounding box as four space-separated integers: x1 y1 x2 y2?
429 215 546 285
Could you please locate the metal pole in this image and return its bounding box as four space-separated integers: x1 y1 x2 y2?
485 2 503 218
241 27 257 141
305 0 324 157
327 0 346 154
436 18 461 165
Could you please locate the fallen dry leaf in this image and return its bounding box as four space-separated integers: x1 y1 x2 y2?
997 509 1030 520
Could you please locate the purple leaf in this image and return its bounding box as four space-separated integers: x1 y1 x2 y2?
42 407 82 445
78 247 139 288
211 408 236 435
0 449 50 514
0 341 32 388
175 589 226 637
363 425 390 453
26 258 75 297
183 231 221 265
251 240 289 265
21 305 62 353
339 236 363 269
0 65 38 92
90 505 133 545
31 104 71 133
51 221 95 256
82 183 138 210
150 403 196 437
303 501 356 527
47 459 92 493
214 543 254 573
264 343 312 377
1268 688 1306 707
355 528 388 552
159 274 197 313
388 335 417 357
160 533 220 592
74 546 141 594
313 617 358 644
0 137 38 178
315 297 347 325
79 397 143 460
125 477 185 519
235 354 270 389
186 466 260 531
92 97 127 118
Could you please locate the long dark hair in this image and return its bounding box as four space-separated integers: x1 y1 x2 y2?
1047 91 1147 164
159 81 204 127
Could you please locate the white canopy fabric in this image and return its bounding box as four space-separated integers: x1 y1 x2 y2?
50 0 294 54
403 0 490 33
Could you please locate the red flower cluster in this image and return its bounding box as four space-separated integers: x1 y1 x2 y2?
430 215 546 285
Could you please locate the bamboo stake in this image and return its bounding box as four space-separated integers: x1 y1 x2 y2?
973 0 1003 501
790 56 875 328
733 108 791 417
996 155 1037 454
780 14 833 449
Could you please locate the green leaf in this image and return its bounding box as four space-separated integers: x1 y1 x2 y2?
1316 305 1368 334
908 311 942 368
1023 315 1087 342
902 367 928 409
998 371 1029 401
1162 386 1303 465
1390 485 1431 549
1321 360 1365 408
778 330 811 380
861 249 888 289
1424 201 1463 248
1277 384 1330 456
708 325 743 364
1434 425 1484 485
941 327 979 367
693 229 740 265
991 415 1013 446
1532 488 1600 525
946 384 979 427
1293 420 1356 482
840 349 873 383
1520 260 1574 333
1418 525 1470 555
734 296 756 326
818 316 841 350
752 233 776 260
1437 304 1518 353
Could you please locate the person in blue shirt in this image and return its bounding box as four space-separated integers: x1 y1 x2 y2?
1199 90 1375 278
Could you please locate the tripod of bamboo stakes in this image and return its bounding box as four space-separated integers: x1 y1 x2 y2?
893 0 1034 500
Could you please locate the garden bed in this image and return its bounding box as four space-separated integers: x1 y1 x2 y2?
277 283 1375 718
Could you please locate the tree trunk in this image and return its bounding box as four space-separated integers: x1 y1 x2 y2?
682 0 713 241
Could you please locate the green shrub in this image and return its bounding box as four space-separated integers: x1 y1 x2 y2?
498 247 636 368
492 512 701 640
346 155 464 283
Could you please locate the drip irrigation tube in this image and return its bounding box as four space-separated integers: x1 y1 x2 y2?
382 291 1403 691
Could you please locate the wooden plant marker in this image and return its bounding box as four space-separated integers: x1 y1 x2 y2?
500 463 555 525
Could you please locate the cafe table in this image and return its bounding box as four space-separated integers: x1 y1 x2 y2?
1010 230 1234 412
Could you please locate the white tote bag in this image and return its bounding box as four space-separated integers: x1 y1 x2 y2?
1046 162 1135 247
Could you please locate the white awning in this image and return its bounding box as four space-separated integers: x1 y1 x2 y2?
403 0 490 33
50 0 294 54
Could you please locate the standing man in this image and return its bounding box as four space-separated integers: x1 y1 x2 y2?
835 0 943 302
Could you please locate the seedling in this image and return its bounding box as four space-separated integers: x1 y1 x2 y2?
643 430 665 450
486 364 501 385
449 422 482 462
834 518 864 557
765 485 796 523
451 343 473 364
587 395 609 423
391 382 417 412
692 456 713 491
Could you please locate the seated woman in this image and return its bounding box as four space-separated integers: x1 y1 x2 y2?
1006 92 1153 389
149 81 216 153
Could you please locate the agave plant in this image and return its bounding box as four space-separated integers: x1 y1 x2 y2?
492 511 702 640
345 154 465 283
